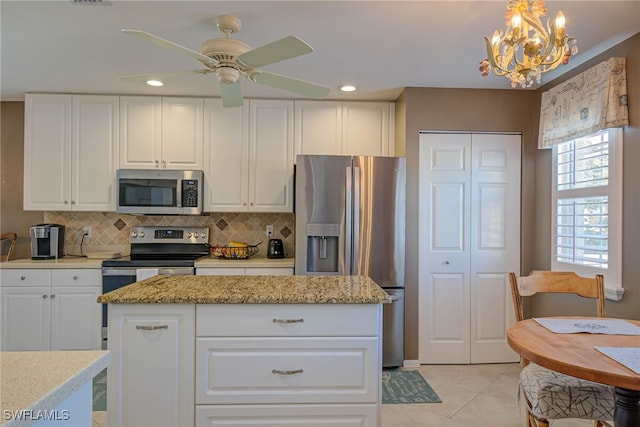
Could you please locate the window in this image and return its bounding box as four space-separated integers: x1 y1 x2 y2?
551 129 623 299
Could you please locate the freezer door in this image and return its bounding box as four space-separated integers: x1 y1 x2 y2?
352 156 405 287
295 155 352 275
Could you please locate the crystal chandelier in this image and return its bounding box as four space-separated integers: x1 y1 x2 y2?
479 0 577 88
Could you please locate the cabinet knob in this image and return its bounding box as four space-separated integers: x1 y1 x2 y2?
155 160 159 168
20 276 26 280
42 294 48 299
73 276 78 280
71 201 76 205
64 200 69 204
50 294 56 299
442 260 450 265
162 160 166 168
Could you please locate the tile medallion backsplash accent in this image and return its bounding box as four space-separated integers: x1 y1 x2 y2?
43 212 295 258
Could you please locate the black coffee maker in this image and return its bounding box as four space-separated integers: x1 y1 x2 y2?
267 238 285 259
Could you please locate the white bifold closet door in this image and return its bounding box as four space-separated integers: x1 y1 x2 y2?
418 132 521 364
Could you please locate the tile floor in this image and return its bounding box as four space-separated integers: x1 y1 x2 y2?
92 363 596 427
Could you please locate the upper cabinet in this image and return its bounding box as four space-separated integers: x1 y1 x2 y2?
24 94 119 211
203 99 294 213
119 97 204 170
294 101 395 158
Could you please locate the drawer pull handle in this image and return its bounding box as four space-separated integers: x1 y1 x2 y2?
136 325 169 331
272 369 303 375
272 318 304 324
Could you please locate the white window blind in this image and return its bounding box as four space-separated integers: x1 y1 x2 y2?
551 129 623 300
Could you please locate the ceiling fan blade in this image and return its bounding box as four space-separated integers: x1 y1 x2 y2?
122 29 217 66
238 36 312 68
252 72 330 99
119 70 211 82
220 81 243 107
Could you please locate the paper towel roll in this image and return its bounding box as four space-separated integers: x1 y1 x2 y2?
136 268 159 281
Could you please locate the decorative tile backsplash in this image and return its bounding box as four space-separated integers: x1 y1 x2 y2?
43 212 295 258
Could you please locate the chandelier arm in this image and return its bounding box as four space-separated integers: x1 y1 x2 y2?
521 13 549 44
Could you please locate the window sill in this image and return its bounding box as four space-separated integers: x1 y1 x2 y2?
605 287 624 301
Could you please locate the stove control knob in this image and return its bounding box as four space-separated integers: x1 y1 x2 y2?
138 232 145 238
187 232 193 238
130 231 137 238
199 232 206 238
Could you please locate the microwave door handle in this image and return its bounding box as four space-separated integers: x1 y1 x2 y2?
176 179 182 208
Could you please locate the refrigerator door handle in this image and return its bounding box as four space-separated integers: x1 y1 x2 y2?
352 166 361 276
345 166 353 275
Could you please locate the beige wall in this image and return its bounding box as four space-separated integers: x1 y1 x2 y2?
398 87 538 361
531 33 640 320
0 102 44 260
399 32 640 362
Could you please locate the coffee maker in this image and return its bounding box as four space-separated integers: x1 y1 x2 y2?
30 224 65 259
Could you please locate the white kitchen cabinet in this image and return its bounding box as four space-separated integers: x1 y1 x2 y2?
24 94 119 211
0 268 102 351
107 304 195 427
203 99 294 212
294 100 395 157
119 96 204 170
195 304 381 425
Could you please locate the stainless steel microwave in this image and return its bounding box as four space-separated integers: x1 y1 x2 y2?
116 169 204 215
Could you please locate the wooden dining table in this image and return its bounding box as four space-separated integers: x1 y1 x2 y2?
507 317 640 427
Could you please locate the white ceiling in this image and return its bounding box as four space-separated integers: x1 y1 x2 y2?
2 1 639 102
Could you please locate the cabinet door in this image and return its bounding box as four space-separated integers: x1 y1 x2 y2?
72 95 119 211
203 99 249 211
108 304 195 427
119 96 162 169
342 102 391 156
23 94 72 210
0 287 51 351
294 100 342 156
162 97 204 169
50 286 102 350
249 100 294 212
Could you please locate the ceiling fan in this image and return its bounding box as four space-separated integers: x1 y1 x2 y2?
119 15 331 107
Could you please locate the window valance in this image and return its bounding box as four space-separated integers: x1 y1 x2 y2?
538 57 629 149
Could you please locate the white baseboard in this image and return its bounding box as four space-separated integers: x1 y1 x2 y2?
403 359 420 368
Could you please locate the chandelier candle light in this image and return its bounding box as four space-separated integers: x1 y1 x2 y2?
479 0 577 88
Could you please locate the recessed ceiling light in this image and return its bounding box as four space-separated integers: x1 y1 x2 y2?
339 84 357 92
146 80 164 87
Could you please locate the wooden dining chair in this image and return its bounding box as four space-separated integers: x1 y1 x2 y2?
509 271 614 427
0 233 18 262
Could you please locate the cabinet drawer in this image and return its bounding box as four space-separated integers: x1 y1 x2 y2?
244 267 293 275
196 268 245 276
196 304 380 337
196 337 379 404
0 269 50 286
195 403 379 426
51 269 101 286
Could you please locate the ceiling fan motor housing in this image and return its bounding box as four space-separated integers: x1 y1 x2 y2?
217 67 240 84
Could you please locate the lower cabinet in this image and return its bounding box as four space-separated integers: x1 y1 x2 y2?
107 304 195 427
107 303 382 426
0 268 102 351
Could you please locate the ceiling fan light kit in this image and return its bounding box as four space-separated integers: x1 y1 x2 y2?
479 0 577 88
119 14 331 107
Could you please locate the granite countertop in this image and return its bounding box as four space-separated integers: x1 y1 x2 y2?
0 257 103 269
98 274 388 304
0 350 110 427
195 256 294 268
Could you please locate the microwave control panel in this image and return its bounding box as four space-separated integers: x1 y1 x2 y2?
181 179 199 207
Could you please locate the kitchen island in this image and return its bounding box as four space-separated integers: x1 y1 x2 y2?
99 274 387 427
0 350 110 427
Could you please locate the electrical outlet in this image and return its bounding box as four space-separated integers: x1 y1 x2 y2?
82 226 92 238
266 224 274 237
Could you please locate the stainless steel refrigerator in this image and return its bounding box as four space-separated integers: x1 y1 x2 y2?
295 155 405 367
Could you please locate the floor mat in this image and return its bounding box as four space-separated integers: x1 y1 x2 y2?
382 369 442 404
93 368 107 411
